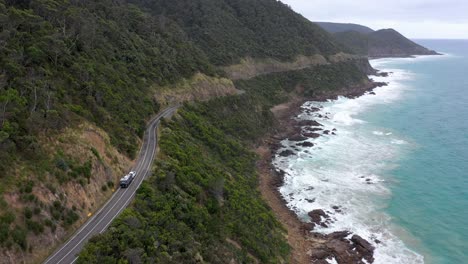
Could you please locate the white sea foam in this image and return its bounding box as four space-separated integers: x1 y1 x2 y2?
273 63 425 263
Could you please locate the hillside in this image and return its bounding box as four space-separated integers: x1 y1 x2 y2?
315 21 374 34
130 0 344 66
0 0 375 263
317 22 439 57
366 29 440 57
79 61 372 263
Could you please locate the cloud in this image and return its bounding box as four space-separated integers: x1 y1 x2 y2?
280 0 468 39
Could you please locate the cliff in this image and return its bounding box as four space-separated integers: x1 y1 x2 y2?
317 22 440 57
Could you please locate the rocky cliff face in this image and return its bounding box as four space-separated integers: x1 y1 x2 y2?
352 57 377 75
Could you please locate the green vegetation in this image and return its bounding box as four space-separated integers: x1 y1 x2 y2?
132 0 342 65
0 0 215 172
236 61 368 102
316 22 438 57
314 22 375 34
78 100 290 263
332 31 370 55
79 60 368 263
0 0 347 176
0 0 373 261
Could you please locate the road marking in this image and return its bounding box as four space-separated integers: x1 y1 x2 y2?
44 107 177 264
44 190 122 263
54 187 131 264
54 125 155 263
99 115 165 232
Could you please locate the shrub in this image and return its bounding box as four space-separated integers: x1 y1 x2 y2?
26 220 44 235
24 207 33 219
12 227 27 250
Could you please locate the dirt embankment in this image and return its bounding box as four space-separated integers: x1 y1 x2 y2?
1 123 131 264
223 53 365 80
152 73 241 106
255 81 385 264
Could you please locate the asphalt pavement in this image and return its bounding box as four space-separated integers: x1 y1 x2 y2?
43 106 178 264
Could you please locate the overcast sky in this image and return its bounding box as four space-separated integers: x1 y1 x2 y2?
280 0 468 39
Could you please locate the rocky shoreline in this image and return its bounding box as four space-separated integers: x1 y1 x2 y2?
256 79 387 263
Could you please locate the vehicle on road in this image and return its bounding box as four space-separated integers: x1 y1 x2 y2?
119 171 136 188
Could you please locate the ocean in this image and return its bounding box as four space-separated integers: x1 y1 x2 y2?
273 39 468 264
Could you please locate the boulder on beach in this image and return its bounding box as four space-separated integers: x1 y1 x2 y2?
309 231 375 264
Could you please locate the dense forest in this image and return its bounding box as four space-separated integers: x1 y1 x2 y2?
78 100 287 263
0 0 373 262
0 0 216 171
0 0 344 174
79 61 369 263
130 0 343 65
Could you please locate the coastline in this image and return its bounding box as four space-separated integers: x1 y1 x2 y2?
255 80 386 264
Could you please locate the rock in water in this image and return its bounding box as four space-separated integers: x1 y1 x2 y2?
297 142 314 147
302 132 321 138
351 235 375 263
288 134 308 141
308 209 329 226
279 150 295 157
297 120 323 127
309 231 376 264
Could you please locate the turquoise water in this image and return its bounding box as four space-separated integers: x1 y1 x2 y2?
274 40 468 264
364 40 468 263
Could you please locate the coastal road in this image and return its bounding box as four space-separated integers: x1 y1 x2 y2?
43 106 179 264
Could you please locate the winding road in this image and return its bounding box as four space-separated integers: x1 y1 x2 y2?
44 106 178 264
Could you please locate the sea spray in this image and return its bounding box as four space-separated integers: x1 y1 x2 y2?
273 67 424 263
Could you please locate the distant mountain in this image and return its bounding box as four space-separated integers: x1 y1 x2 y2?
366 29 439 57
315 22 374 34
317 22 440 58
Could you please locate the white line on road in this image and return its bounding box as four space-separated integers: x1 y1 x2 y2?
44 107 177 264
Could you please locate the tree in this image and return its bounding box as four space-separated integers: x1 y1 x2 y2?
0 89 25 128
